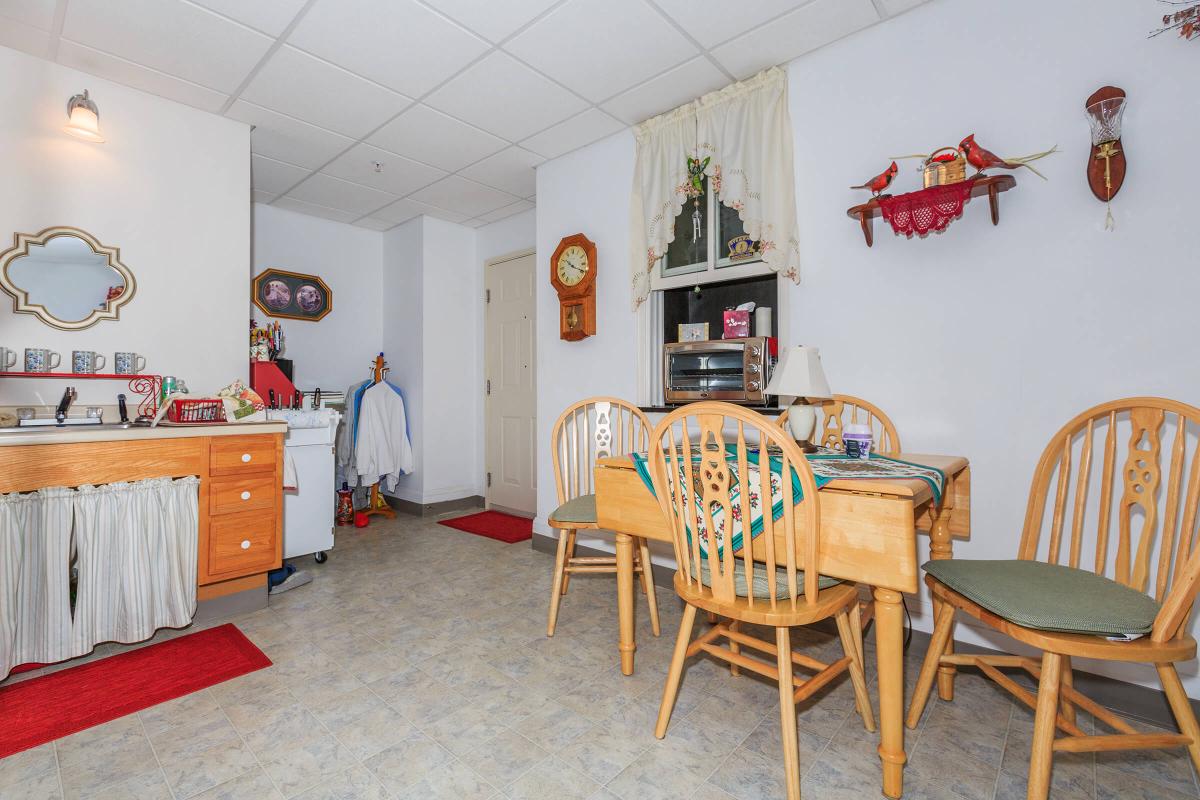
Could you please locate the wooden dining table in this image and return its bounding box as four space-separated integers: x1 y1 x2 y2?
593 451 970 800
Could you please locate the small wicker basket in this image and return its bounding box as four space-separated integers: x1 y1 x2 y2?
923 147 967 188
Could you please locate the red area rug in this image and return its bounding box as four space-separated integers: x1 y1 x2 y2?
439 510 532 543
0 623 271 759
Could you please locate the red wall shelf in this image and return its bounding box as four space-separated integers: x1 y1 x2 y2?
0 372 163 418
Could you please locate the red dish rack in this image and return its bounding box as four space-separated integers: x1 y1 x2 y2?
165 398 226 424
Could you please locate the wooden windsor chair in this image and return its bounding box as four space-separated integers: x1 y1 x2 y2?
778 393 902 454
546 397 660 638
649 402 874 800
906 397 1200 800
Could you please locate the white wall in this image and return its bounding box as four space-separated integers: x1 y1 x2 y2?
251 203 383 393
0 45 248 408
535 0 1200 694
380 216 486 505
382 218 425 501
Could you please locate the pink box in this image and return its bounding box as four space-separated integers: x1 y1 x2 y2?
723 309 750 339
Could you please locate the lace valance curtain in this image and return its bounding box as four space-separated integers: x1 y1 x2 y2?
629 66 801 309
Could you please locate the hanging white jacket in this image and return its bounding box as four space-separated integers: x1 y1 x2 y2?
354 381 414 491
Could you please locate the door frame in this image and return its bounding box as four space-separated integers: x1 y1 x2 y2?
483 248 537 518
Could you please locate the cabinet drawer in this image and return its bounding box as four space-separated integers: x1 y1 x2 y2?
210 475 276 516
208 509 278 578
210 435 276 476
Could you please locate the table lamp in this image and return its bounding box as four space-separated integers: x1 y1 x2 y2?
764 346 831 452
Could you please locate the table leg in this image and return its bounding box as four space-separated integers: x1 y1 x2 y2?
875 587 907 800
616 532 637 675
929 483 957 701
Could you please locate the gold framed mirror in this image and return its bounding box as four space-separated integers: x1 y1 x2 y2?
0 226 136 330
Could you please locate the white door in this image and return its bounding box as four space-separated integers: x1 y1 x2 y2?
485 251 537 515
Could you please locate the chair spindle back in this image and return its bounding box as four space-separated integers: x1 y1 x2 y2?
649 402 823 609
551 398 650 505
1019 397 1200 642
778 394 901 455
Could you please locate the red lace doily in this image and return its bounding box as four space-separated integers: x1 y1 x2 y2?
878 179 978 238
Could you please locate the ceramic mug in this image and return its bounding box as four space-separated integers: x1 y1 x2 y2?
25 348 61 373
72 350 106 374
114 352 145 375
0 346 17 371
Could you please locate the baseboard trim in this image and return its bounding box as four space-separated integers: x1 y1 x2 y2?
530 531 1197 729
387 494 484 518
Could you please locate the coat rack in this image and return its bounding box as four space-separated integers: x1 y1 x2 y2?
363 353 396 521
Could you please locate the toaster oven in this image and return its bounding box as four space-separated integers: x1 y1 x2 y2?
663 337 777 405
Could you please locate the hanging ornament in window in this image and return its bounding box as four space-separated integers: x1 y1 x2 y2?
686 155 709 244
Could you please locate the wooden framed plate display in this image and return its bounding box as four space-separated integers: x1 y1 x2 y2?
252 268 332 322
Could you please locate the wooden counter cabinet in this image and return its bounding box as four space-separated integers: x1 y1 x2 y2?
0 424 286 600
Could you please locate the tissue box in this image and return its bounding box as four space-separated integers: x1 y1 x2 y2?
723 309 750 339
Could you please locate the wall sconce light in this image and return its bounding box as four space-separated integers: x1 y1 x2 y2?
63 90 105 143
1085 86 1126 230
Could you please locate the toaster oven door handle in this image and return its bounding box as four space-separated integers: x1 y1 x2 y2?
667 341 744 353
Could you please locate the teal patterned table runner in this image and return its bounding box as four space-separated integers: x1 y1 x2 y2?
629 448 944 558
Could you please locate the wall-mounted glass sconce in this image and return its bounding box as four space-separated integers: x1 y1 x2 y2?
63 90 105 143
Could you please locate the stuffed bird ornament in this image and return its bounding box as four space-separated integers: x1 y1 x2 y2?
850 161 899 196
958 134 1058 180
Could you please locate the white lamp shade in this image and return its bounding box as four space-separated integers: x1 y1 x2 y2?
764 346 831 401
63 91 104 143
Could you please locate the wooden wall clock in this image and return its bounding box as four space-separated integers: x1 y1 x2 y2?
550 233 596 341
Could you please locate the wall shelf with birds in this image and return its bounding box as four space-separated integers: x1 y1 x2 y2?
846 175 1015 246
846 132 1055 246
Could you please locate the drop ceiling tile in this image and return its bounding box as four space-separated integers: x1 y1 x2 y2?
240 45 412 139
373 197 470 225
711 0 880 79
407 175 520 218
463 219 489 228
477 199 535 224
226 100 355 170
188 0 308 36
652 0 806 48
322 143 446 197
425 51 587 142
284 172 398 216
368 104 507 172
271 196 360 224
62 0 273 93
458 147 543 197
252 154 310 195
57 40 229 112
252 190 278 204
878 0 931 15
520 108 625 160
0 17 53 58
353 217 396 232
601 56 729 125
0 0 56 29
505 0 697 103
288 0 488 97
423 0 559 42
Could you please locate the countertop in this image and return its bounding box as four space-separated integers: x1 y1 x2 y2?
0 420 287 447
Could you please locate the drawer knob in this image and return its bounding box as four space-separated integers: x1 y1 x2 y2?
241 540 251 550
241 453 252 463
240 490 251 501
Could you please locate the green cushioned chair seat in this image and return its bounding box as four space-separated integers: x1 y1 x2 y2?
924 559 1160 636
550 494 597 524
700 561 841 600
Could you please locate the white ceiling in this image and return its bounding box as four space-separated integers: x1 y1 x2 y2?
1 0 929 230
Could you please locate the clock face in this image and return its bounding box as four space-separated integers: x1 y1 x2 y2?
556 245 589 287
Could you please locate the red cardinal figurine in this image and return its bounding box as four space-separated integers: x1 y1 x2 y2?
958 134 1056 180
850 161 898 196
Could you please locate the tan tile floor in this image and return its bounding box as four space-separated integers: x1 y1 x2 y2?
2 512 1198 799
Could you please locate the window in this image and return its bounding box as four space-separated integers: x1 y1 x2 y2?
654 178 768 290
